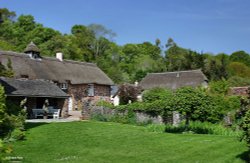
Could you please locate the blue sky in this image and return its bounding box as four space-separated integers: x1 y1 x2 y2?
1 0 250 54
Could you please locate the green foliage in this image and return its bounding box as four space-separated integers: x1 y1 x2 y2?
228 76 250 87
0 139 13 161
230 51 250 67
116 86 239 125
96 100 114 108
203 55 229 81
165 39 205 72
228 62 250 78
145 124 166 133
173 87 211 125
165 121 242 136
225 96 241 112
0 40 17 51
0 86 7 136
209 79 229 95
236 87 250 151
142 87 172 103
9 128 25 141
242 109 250 146
1 100 26 138
0 86 26 141
0 58 14 77
114 100 173 116
91 110 136 125
0 8 16 21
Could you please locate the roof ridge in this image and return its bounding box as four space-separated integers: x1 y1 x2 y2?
63 59 96 67
0 50 97 67
0 50 29 58
0 50 113 85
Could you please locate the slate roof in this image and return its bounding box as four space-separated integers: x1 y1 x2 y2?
0 51 114 85
0 77 69 98
139 69 208 90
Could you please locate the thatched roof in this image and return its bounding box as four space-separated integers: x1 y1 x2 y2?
24 42 40 53
0 77 69 98
139 69 208 90
0 51 114 85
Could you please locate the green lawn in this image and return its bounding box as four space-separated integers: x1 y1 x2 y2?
10 121 248 163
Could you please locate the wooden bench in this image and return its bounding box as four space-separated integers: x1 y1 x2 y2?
32 109 44 119
32 108 61 119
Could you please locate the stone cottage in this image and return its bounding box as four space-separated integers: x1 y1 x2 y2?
0 42 114 118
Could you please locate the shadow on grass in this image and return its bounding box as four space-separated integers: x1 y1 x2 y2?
236 149 250 162
24 123 48 131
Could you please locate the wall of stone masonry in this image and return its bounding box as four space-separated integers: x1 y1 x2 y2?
67 83 112 119
89 106 182 125
229 87 249 96
57 98 69 118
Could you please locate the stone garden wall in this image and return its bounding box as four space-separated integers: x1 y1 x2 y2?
89 106 181 124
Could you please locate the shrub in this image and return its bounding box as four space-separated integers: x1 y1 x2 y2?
114 100 174 116
96 100 114 109
165 121 242 136
242 109 250 146
0 86 8 137
0 86 27 161
0 139 13 162
91 109 136 125
142 87 172 103
146 124 165 133
228 76 250 87
9 128 25 141
172 87 215 126
209 79 229 95
91 113 111 122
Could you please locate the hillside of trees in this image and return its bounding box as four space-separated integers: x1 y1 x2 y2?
1 8 250 86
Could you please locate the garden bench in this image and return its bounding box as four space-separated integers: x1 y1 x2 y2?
32 108 60 119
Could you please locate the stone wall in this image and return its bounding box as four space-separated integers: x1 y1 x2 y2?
89 106 172 124
68 83 111 112
229 87 249 96
94 85 111 96
57 98 68 118
135 111 163 124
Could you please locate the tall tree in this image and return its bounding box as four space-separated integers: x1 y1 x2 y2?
0 8 16 22
88 24 116 59
230 51 250 67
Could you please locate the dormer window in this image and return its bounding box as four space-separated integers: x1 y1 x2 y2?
60 83 68 90
24 42 41 59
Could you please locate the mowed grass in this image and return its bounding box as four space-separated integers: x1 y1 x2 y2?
10 121 248 163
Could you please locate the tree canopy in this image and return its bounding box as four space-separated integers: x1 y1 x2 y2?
1 8 250 85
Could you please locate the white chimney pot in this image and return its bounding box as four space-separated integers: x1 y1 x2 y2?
56 52 63 61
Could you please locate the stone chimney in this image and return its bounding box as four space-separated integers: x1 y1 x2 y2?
56 52 63 61
134 81 138 86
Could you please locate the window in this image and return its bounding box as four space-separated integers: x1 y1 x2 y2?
60 83 68 90
87 84 94 96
